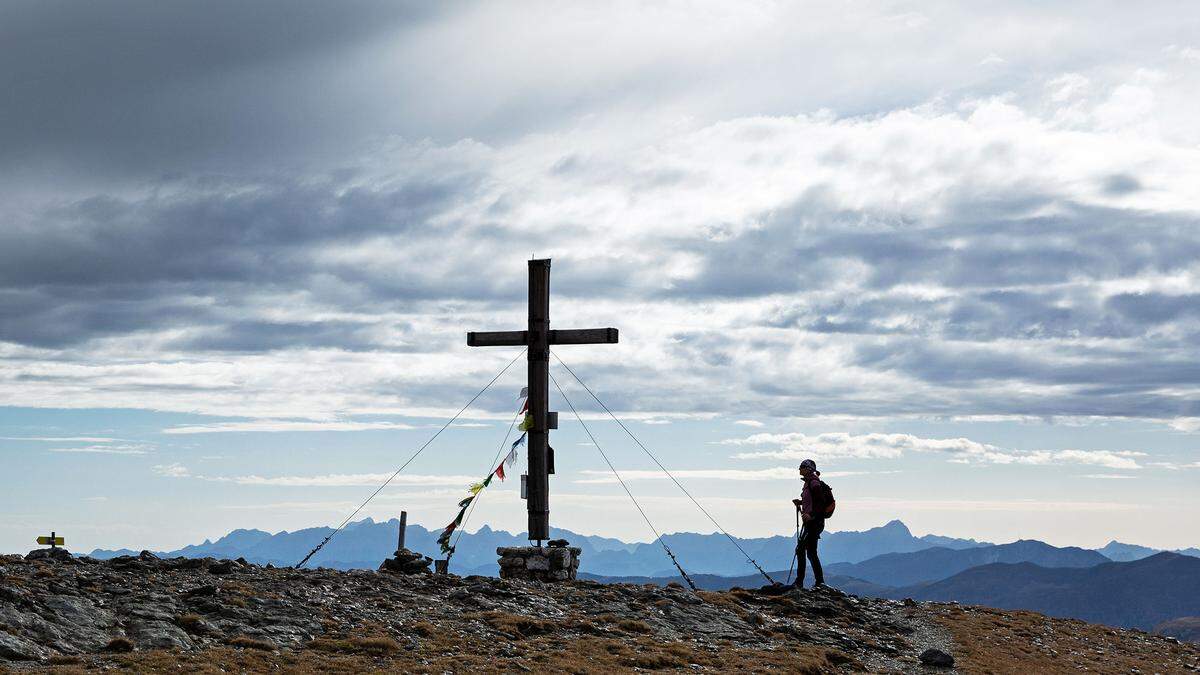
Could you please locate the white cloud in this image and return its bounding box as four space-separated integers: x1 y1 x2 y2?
574 467 881 484
47 444 150 455
724 431 991 460
0 437 121 443
153 463 191 478
852 498 1146 513
733 420 764 428
1167 417 1200 433
220 473 479 488
1080 474 1135 480
725 431 1145 469
163 420 420 434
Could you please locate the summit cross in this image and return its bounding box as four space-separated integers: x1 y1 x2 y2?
467 258 618 543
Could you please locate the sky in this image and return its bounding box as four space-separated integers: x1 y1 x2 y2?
2 0 1199 555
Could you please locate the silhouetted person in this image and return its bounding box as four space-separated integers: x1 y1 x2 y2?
792 458 826 588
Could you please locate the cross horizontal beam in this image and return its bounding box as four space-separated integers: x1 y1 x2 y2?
549 328 619 345
467 328 619 347
467 330 526 347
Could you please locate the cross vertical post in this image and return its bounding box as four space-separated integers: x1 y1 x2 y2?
467 258 618 544
527 260 551 542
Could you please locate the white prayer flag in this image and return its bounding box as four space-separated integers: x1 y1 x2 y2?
519 386 528 399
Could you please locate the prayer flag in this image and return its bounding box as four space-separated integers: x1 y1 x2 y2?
495 462 506 481
519 386 528 399
468 482 485 495
519 414 533 431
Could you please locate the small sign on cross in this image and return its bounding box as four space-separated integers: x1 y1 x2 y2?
36 531 64 548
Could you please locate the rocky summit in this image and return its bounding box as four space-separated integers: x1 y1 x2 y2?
2 550 1198 673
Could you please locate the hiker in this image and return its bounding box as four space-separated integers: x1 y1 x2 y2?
791 458 827 588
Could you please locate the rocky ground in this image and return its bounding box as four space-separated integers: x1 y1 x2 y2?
1 549 1198 673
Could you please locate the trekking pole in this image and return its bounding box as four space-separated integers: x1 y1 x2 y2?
785 508 800 585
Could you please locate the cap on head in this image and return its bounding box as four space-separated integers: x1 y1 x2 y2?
799 459 817 471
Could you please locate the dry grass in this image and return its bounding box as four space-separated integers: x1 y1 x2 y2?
472 611 557 638
307 635 401 656
102 637 134 653
934 605 1200 675
409 620 436 638
175 613 205 634
586 614 654 634
226 635 276 651
94 633 847 674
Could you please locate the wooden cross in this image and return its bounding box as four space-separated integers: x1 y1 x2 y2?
468 259 618 543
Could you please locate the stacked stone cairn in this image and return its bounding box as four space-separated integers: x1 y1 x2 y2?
378 547 433 575
497 540 581 581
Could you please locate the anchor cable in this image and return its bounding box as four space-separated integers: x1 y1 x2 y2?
552 350 779 586
550 371 698 592
294 349 526 569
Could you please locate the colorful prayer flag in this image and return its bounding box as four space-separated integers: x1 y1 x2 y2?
519 413 533 431
519 386 528 399
495 462 506 481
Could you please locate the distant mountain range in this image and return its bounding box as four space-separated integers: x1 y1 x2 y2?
1096 540 1200 562
824 539 1110 587
86 518 988 578
896 552 1200 631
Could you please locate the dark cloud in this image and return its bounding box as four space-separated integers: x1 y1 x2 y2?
173 320 393 353
1101 173 1143 196
1105 292 1200 324
676 196 1200 300
0 0 445 178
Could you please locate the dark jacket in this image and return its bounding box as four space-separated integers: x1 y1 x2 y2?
799 472 824 519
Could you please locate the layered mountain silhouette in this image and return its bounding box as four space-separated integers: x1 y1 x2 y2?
824 539 1109 587
896 552 1200 631
87 518 984 578
1097 540 1200 562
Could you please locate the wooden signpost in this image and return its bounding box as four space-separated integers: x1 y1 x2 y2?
37 531 64 548
468 259 618 544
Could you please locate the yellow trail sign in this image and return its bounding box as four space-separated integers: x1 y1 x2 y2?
37 536 64 546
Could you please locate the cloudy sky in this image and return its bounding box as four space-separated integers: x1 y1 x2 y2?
3 0 1199 556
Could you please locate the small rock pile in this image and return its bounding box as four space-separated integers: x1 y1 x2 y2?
496 543 580 581
378 548 432 575
24 547 73 563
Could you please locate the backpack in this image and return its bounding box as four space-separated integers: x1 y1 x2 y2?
811 478 836 519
